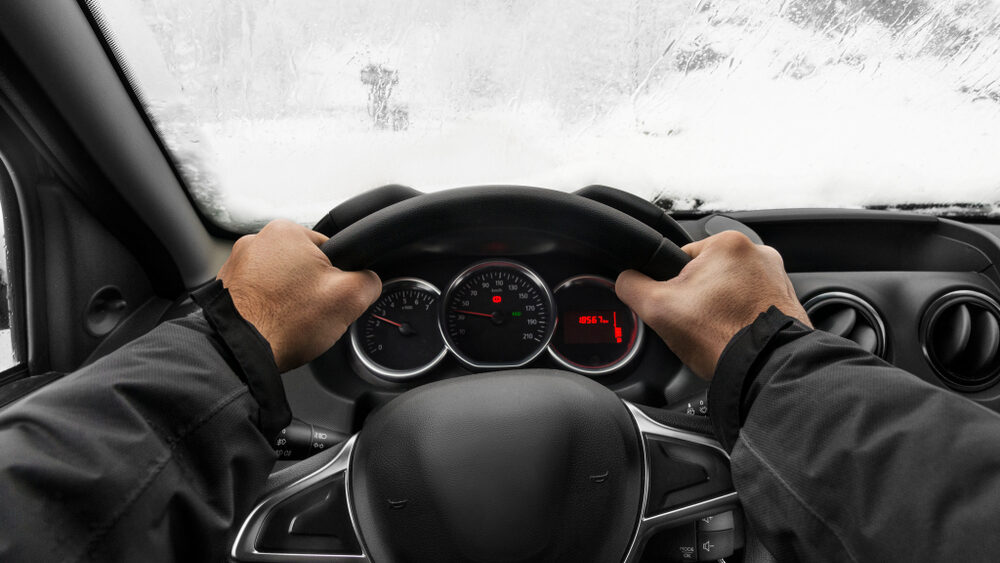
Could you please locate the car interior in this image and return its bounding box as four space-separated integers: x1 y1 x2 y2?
2 1 1000 562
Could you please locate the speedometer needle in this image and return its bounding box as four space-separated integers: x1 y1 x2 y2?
452 309 495 318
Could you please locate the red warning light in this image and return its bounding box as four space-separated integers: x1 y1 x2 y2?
492 295 502 303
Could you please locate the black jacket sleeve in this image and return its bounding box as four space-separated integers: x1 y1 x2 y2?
0 281 289 562
709 307 1000 562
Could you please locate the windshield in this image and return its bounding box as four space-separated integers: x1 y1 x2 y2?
87 0 1000 231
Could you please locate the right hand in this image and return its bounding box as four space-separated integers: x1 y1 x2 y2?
616 231 810 380
216 219 382 372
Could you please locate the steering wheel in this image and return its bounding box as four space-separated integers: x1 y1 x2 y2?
231 186 739 562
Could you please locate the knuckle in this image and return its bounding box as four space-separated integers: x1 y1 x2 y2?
758 244 778 257
759 244 785 264
232 234 255 251
264 218 299 235
716 230 753 250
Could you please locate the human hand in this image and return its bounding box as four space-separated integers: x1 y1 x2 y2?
217 219 381 372
616 231 810 380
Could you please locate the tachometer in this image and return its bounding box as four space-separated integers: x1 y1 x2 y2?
440 261 555 369
350 278 447 380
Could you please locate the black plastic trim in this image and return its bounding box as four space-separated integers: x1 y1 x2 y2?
0 1 219 288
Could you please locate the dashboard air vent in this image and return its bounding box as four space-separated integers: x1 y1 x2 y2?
803 292 886 358
922 290 1000 392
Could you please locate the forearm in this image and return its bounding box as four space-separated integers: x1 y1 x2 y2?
0 312 280 562
712 309 1000 561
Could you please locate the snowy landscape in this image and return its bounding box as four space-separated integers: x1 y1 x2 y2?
94 0 1000 230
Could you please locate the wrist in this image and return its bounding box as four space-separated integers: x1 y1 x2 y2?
191 280 291 439
707 306 808 451
227 286 290 372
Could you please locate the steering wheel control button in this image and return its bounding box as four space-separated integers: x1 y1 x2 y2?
441 261 556 369
696 511 734 532
655 524 699 561
668 389 710 417
548 275 644 375
350 370 642 562
644 436 733 517
697 530 735 560
254 473 363 555
350 278 447 380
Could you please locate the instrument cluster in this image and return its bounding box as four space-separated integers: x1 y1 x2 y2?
349 260 643 381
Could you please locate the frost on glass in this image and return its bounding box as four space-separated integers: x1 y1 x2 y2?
90 0 1000 230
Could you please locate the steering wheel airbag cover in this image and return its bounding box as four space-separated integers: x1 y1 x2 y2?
350 370 642 562
321 186 689 280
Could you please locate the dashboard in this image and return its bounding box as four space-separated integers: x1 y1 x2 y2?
280 196 1000 447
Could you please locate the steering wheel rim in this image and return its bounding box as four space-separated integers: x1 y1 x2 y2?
320 185 690 281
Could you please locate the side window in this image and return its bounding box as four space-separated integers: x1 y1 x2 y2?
0 213 13 371
0 164 22 375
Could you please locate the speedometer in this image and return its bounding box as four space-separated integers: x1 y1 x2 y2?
440 261 555 369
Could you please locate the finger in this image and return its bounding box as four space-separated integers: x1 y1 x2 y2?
615 269 663 318
328 269 383 322
680 237 710 258
304 229 329 247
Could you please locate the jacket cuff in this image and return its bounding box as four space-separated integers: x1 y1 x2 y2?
191 279 291 440
708 306 810 452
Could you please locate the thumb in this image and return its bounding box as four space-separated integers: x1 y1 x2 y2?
325 269 382 323
616 269 674 322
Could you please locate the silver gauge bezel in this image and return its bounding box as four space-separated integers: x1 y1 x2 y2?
349 277 448 381
546 275 645 376
439 260 557 370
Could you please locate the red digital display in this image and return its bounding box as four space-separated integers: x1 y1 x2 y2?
563 310 623 344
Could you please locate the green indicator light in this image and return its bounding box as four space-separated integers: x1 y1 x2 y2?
511 311 522 317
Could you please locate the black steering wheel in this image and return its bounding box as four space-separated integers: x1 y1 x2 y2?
231 186 739 563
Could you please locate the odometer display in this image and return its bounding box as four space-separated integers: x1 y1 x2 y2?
441 261 555 369
564 310 624 344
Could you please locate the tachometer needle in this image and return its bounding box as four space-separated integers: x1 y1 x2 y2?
452 309 495 318
372 314 403 327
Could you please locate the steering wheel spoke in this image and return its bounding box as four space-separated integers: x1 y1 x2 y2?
623 402 740 562
231 436 368 562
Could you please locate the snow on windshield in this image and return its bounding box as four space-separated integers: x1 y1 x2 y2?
90 0 1000 231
